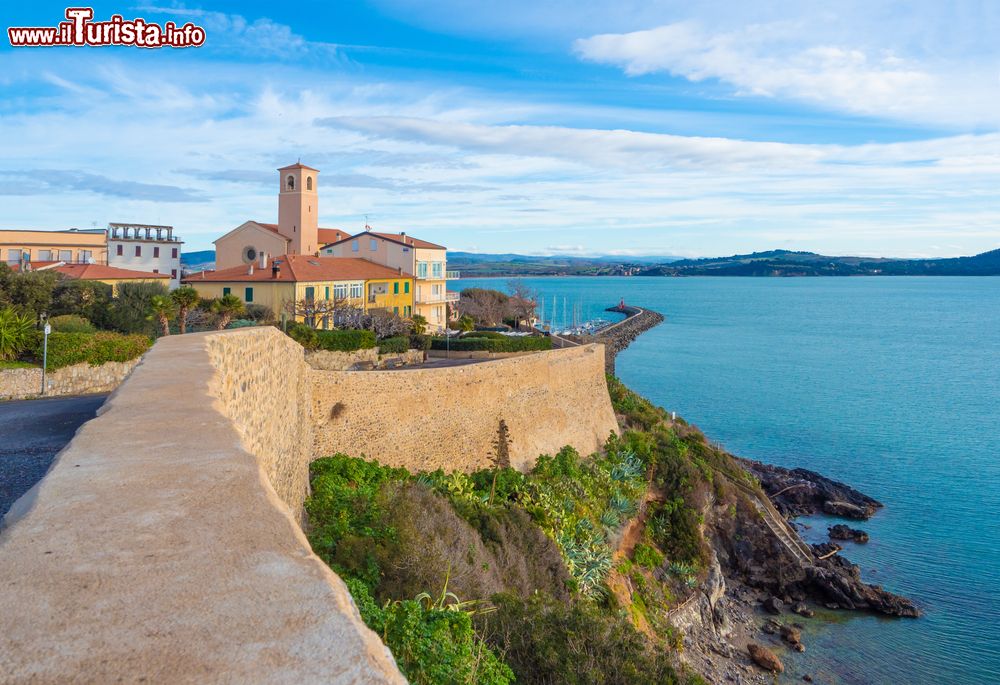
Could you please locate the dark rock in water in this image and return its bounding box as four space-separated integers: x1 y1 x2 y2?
812 542 841 557
747 643 784 673
737 458 882 519
792 602 815 618
780 624 804 650
762 596 784 615
829 524 870 543
823 500 869 519
803 675 814 682
806 565 920 617
762 619 779 634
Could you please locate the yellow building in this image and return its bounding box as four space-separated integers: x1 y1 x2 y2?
182 254 415 324
322 230 458 332
0 228 107 266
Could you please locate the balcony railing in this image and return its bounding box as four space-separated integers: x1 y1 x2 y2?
415 291 460 305
445 291 460 302
446 270 460 279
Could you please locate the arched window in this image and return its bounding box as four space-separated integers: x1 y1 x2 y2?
286 175 295 190
306 176 313 190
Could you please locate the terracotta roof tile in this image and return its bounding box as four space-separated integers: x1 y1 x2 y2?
55 263 170 280
182 255 408 284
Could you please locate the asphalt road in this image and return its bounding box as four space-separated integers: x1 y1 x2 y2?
0 394 107 518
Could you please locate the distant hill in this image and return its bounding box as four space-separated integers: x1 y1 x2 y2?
637 248 1000 277
181 249 215 272
448 252 679 277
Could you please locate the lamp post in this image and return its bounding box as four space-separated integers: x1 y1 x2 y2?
40 313 50 396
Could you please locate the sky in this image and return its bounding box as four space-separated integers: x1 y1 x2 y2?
1 1 999 258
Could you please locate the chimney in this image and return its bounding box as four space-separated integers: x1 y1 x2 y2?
248 263 254 276
272 262 280 279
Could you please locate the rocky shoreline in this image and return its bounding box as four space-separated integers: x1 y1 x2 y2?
675 456 919 683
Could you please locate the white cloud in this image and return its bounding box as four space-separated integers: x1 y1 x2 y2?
573 20 1000 127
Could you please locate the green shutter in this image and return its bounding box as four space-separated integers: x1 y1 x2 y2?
244 287 253 303
305 286 315 301
222 287 231 296
325 286 330 300
393 282 399 294
404 281 410 294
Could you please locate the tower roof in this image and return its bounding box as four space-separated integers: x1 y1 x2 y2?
277 162 320 172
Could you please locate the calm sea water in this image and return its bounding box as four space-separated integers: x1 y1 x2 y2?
455 276 1000 685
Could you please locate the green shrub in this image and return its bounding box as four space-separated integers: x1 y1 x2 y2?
378 336 408 354
633 543 664 570
0 307 35 361
33 331 151 369
286 322 318 350
316 328 377 352
461 330 507 340
409 334 431 351
48 314 96 333
225 319 256 329
483 592 682 685
430 335 551 353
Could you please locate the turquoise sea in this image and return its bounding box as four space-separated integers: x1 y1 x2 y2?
455 276 1000 685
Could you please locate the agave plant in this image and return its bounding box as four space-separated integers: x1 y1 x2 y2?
610 450 644 482
559 535 613 596
608 491 638 517
410 565 497 616
0 308 35 361
599 508 621 529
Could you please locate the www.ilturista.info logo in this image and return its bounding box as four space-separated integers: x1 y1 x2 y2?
8 7 206 48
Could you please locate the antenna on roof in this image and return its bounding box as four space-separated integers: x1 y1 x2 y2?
364 214 372 232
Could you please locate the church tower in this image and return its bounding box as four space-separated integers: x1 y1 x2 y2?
277 162 319 256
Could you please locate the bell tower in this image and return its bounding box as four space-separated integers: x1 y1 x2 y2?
277 162 319 256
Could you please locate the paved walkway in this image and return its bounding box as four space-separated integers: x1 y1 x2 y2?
0 394 106 518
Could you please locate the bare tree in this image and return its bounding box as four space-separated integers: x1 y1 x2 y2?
506 280 537 329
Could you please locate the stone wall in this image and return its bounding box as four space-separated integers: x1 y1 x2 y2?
205 328 315 515
311 344 618 472
0 328 404 684
0 359 139 401
306 348 425 371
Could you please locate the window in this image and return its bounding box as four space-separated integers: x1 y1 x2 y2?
38 250 53 261
305 286 315 302
325 286 330 300
286 175 295 190
404 281 410 294
351 240 359 253
153 246 160 258
306 176 313 190
417 262 428 278
404 306 411 317
7 249 23 264
245 287 254 303
80 250 92 263
334 284 348 299
171 248 178 259
393 307 399 315
135 246 141 257
432 262 443 278
59 250 72 262
370 239 377 251
350 283 362 298
393 282 399 294
171 269 177 279
432 284 441 295
223 287 231 296
116 245 123 256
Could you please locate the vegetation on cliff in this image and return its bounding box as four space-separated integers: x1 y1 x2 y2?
304 376 768 683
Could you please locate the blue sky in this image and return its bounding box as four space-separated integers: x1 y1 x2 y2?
2 1 999 257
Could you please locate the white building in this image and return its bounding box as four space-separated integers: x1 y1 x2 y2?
107 223 183 288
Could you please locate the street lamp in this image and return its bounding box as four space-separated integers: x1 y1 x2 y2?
40 313 50 396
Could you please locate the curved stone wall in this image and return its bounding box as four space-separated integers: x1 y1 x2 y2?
311 344 618 472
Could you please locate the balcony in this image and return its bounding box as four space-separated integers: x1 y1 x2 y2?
415 290 460 305
446 270 460 279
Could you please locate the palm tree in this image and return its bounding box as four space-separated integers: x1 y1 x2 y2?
148 295 175 337
170 286 200 334
212 293 245 330
410 313 428 336
458 314 475 332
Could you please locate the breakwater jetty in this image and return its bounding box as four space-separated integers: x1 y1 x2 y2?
566 304 665 373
